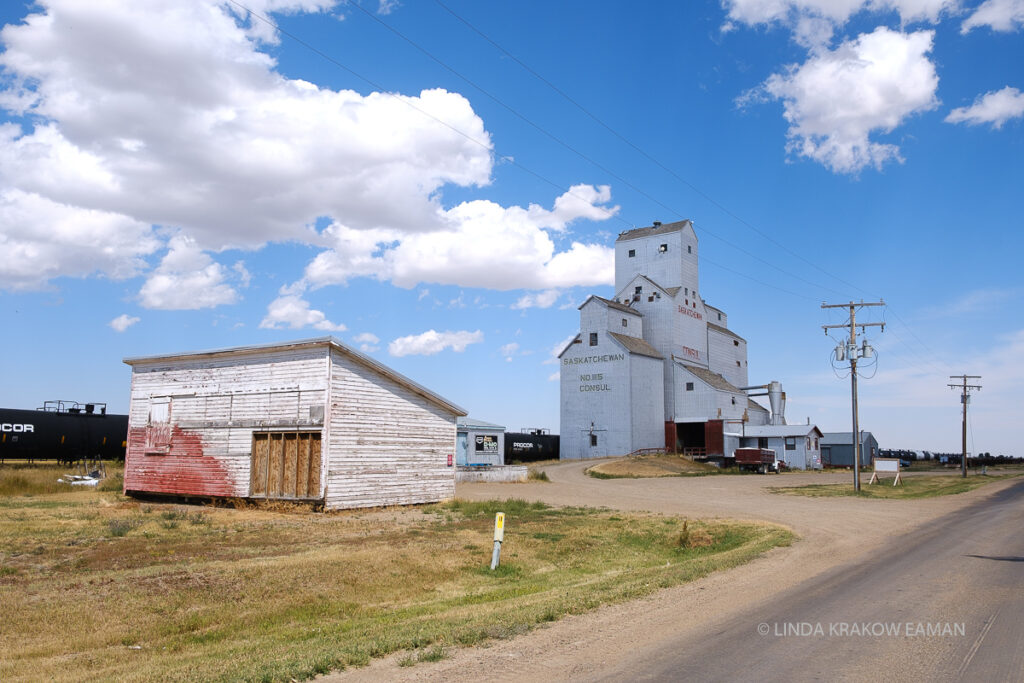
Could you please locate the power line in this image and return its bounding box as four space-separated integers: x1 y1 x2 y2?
431 0 870 299
348 1 850 300
226 0 851 304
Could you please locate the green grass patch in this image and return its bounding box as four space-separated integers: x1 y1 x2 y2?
1 474 793 682
769 473 1022 498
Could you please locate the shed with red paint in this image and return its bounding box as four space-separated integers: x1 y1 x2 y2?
123 337 465 510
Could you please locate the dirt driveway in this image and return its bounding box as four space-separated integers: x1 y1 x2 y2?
326 461 1017 682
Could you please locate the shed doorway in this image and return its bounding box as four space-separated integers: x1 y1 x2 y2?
250 431 322 500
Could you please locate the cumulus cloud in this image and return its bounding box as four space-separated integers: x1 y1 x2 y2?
946 86 1024 128
352 332 380 352
511 289 561 310
961 0 1024 32
259 294 346 331
388 329 483 356
753 27 939 173
138 235 242 309
109 313 140 332
0 188 159 290
499 342 520 362
299 185 617 292
0 0 493 291
722 0 958 44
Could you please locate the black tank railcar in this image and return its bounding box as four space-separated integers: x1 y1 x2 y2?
0 401 128 464
504 431 560 463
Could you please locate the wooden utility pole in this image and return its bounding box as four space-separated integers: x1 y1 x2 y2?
823 301 885 492
948 375 981 478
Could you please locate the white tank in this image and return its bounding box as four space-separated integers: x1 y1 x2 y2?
769 381 787 425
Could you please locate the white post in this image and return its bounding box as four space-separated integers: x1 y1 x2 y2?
490 512 505 570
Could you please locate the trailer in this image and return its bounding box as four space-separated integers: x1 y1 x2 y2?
733 447 779 474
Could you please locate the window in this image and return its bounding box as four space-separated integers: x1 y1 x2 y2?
731 397 736 405
758 438 768 449
736 361 741 367
687 245 692 254
718 313 722 321
785 437 796 451
686 382 694 391
621 318 628 328
814 438 819 450
685 288 688 295
733 340 739 346
589 332 598 346
806 438 811 450
659 243 668 252
590 433 598 447
146 397 172 454
628 249 635 257
635 285 642 294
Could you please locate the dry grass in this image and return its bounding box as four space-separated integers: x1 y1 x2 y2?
0 468 793 682
587 454 722 478
769 473 1023 498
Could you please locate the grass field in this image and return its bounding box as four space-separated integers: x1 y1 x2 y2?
769 473 1022 499
0 464 793 682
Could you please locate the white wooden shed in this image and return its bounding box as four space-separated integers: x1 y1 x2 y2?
122 337 466 510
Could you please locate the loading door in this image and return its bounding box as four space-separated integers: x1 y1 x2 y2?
250 431 322 500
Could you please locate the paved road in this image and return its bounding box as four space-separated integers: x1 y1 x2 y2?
601 479 1024 683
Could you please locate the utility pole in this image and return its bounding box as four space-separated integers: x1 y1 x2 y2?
948 375 981 478
822 301 885 492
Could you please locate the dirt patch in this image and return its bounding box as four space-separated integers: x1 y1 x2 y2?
587 454 720 478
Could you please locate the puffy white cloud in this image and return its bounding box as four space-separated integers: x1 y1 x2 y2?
946 86 1024 128
300 185 617 292
511 289 561 310
259 294 346 331
109 313 140 332
388 329 483 356
755 27 939 173
352 332 380 352
499 342 520 362
0 188 159 290
0 0 493 290
138 235 242 309
961 0 1024 32
722 0 958 44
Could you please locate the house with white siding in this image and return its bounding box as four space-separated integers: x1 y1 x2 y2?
123 337 465 510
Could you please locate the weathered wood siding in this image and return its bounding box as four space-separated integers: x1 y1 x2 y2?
324 347 456 510
124 348 328 498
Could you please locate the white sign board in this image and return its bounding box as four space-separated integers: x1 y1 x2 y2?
869 458 902 485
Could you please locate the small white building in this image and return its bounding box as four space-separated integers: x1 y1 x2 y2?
123 337 465 510
456 416 505 466
741 425 823 470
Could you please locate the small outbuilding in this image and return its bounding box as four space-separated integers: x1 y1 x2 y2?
123 337 465 510
740 424 823 470
456 416 505 466
821 431 877 468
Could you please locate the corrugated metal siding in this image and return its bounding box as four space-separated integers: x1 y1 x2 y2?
324 348 456 510
124 347 329 498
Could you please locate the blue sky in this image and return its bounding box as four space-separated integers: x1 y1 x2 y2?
1 0 1022 455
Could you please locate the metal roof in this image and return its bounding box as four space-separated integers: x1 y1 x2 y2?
123 336 467 417
743 425 824 438
607 332 664 359
457 416 505 431
615 219 694 242
583 295 642 315
707 322 746 342
557 334 582 359
748 398 769 413
821 431 876 444
675 361 742 393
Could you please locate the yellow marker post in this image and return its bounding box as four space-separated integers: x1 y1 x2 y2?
490 512 505 570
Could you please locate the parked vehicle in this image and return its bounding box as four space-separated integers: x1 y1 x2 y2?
0 401 128 464
733 447 779 474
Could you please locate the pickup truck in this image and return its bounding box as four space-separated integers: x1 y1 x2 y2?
734 448 779 474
